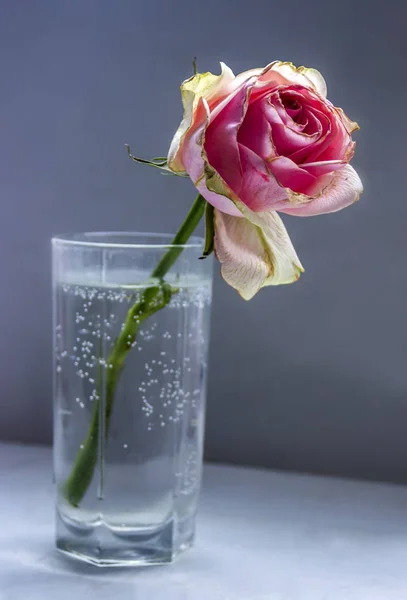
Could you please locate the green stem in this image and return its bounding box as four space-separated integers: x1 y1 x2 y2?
63 194 206 507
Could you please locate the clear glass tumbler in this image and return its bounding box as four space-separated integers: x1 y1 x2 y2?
52 232 213 566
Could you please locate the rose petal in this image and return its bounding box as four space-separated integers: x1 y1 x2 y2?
278 165 363 216
301 108 323 136
272 91 308 132
297 66 327 97
335 106 360 134
238 144 289 211
167 62 235 173
287 99 353 166
302 99 352 163
310 116 351 162
214 205 303 300
185 62 235 103
301 159 346 177
182 97 241 217
302 172 336 197
228 67 264 91
195 178 242 216
181 97 210 183
286 105 302 119
237 101 276 161
268 156 317 193
264 97 320 155
204 80 254 193
260 62 327 97
167 87 196 173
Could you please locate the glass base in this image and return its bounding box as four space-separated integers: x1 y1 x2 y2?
55 511 195 567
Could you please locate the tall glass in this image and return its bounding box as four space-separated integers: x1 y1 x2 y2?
52 232 212 566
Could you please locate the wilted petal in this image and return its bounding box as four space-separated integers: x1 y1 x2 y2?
195 177 242 216
182 97 241 217
184 62 235 104
287 101 351 166
268 155 317 193
277 89 325 137
168 63 235 173
301 159 347 179
260 62 327 97
297 66 327 97
335 106 360 134
264 96 320 155
205 80 253 193
168 87 195 173
287 106 331 164
279 165 363 216
238 144 288 211
227 67 264 92
237 101 276 161
301 172 336 197
214 205 303 300
301 109 323 136
181 97 210 183
272 91 308 132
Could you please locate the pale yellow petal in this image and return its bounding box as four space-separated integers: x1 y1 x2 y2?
182 61 235 100
297 66 328 97
167 62 235 173
267 62 327 97
335 106 360 134
214 206 303 300
167 88 195 172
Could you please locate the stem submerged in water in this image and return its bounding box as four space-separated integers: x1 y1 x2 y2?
63 194 207 507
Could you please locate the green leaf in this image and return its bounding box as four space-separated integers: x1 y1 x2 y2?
200 202 214 259
125 145 167 169
125 145 188 177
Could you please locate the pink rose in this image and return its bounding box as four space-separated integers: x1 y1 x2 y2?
168 61 363 299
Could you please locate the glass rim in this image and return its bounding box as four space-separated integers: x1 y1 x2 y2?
52 231 205 250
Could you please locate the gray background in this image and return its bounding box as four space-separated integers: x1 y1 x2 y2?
1 0 406 483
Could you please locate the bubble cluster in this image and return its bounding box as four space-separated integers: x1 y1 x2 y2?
180 448 199 495
55 280 210 468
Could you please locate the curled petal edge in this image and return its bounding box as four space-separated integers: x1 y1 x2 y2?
277 164 363 216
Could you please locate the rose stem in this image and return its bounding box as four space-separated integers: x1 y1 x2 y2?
62 194 207 507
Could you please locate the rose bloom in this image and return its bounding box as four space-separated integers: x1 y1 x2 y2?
168 61 363 299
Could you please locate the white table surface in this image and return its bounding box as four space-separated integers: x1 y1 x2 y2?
1 442 407 599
